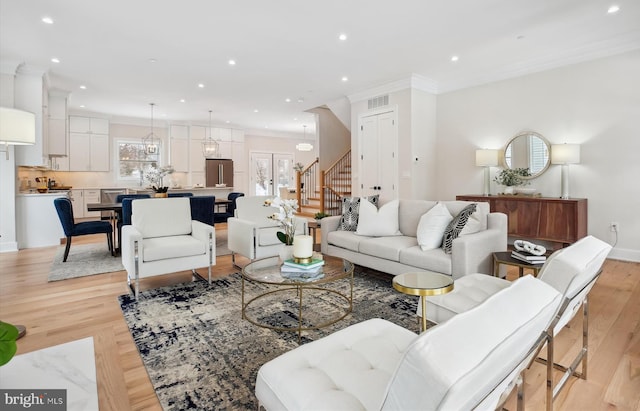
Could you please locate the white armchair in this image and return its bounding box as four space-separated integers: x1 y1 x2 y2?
121 198 215 299
227 196 307 266
256 275 562 410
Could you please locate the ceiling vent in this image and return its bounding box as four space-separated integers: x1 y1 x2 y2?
367 95 389 110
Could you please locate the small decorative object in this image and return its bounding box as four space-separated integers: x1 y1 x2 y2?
279 245 294 262
144 164 175 194
293 162 305 173
292 235 313 263
265 197 299 246
513 239 546 256
493 167 531 194
314 211 330 222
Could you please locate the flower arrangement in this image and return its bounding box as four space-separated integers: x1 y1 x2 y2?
144 165 175 193
265 197 298 245
493 167 531 187
293 162 305 173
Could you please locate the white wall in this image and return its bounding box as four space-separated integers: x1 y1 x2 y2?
435 50 640 261
0 71 17 252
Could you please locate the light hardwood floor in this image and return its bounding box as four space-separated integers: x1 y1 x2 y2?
1 232 638 411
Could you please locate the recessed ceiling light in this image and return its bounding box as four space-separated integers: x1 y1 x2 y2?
79 85 86 90
516 35 525 40
180 99 186 103
51 57 60 63
228 59 236 66
285 98 291 103
293 117 298 121
341 76 348 82
297 97 304 103
198 83 205 88
254 109 259 113
264 125 269 129
338 33 347 41
41 17 53 24
149 58 157 63
607 5 620 13
225 120 230 124
451 55 459 62
79 105 85 108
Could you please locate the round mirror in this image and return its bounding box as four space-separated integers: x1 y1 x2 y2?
503 131 550 179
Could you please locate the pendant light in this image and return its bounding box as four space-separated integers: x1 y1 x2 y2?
142 103 159 155
296 124 313 151
202 110 220 158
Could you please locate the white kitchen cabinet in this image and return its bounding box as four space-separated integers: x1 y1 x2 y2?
84 189 101 218
189 139 206 173
190 125 206 140
171 139 189 172
50 156 69 172
232 142 246 172
48 118 67 156
232 129 245 142
69 116 109 135
69 189 84 218
69 133 109 171
170 124 189 139
219 141 233 159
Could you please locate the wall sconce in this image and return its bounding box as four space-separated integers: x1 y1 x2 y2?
551 143 580 199
475 149 499 196
0 107 36 160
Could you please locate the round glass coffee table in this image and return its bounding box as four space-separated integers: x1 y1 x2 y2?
392 271 454 332
241 255 354 342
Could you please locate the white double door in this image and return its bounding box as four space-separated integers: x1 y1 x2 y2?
250 152 294 196
359 109 398 203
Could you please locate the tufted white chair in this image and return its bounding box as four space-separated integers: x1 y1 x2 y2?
227 196 307 267
121 198 215 299
421 235 612 410
256 275 562 410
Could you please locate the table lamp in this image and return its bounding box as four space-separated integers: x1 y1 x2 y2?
475 149 499 196
551 143 580 199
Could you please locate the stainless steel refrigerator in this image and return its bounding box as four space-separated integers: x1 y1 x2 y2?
206 159 233 187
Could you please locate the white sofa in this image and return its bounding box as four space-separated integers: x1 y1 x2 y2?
321 200 507 280
256 275 562 410
121 198 215 298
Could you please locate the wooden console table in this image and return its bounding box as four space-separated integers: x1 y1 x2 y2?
456 195 587 247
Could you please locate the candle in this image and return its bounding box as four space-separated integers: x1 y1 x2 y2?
293 235 313 258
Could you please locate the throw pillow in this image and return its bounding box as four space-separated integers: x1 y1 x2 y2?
356 200 401 236
417 202 453 250
442 203 477 254
338 195 380 231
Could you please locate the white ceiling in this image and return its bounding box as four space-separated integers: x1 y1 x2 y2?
1 0 639 136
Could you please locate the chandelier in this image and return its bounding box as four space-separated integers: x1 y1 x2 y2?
296 125 313 151
142 103 159 155
202 110 220 158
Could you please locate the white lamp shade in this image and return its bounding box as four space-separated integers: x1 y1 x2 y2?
551 144 580 164
475 149 499 167
0 107 36 145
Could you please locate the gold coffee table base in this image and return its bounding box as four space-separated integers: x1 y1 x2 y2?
241 255 355 343
242 286 352 343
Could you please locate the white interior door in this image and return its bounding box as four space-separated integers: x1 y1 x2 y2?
359 109 398 203
250 152 294 196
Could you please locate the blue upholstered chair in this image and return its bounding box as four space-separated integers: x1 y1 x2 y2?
214 192 244 223
190 196 215 226
116 194 150 246
115 194 150 203
168 192 193 197
54 197 113 262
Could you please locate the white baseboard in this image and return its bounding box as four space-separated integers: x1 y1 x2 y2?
0 241 18 253
608 247 640 263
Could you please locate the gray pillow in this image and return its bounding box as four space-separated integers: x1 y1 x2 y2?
442 203 477 254
338 195 379 231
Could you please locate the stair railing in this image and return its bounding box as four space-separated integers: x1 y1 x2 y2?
296 157 319 211
321 149 351 215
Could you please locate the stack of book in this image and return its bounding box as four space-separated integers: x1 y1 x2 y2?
280 258 326 281
511 250 546 264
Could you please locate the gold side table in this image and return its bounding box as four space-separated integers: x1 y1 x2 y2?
393 271 454 332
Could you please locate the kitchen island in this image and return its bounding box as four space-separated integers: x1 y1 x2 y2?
127 187 235 197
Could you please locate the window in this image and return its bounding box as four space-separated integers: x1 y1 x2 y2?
117 140 161 181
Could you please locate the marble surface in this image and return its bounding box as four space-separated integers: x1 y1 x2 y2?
0 337 99 411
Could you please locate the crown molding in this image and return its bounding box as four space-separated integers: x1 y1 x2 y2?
0 60 22 75
348 74 438 103
16 63 47 77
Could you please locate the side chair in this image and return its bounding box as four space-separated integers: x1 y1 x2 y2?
420 235 612 410
53 197 113 262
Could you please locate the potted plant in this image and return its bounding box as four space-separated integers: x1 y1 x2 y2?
493 168 531 194
144 165 175 197
265 197 299 260
314 211 330 222
0 321 19 367
293 162 305 173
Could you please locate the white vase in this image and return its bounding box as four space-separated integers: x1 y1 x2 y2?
503 186 515 195
279 245 294 262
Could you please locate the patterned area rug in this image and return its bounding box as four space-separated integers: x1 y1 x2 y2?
119 269 424 410
49 242 123 281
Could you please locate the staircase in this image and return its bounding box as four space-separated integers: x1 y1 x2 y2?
295 150 351 218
